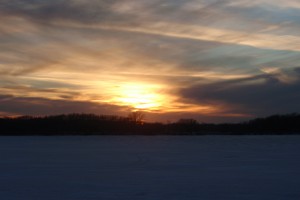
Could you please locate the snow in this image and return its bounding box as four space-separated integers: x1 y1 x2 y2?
0 136 300 200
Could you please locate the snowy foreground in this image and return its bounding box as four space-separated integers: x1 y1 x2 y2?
1 136 300 200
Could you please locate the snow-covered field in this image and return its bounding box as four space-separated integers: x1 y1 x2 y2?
0 136 300 200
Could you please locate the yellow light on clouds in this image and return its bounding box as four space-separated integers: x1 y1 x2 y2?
110 83 167 111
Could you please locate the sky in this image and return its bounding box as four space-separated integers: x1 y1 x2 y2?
1 0 300 122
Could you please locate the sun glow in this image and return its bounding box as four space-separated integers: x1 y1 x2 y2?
96 81 219 114
112 83 166 111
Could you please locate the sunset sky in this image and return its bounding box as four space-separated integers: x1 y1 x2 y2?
1 0 300 122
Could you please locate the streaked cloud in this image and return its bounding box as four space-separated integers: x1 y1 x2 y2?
1 0 300 122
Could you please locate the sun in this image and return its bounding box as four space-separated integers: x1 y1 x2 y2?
112 83 165 111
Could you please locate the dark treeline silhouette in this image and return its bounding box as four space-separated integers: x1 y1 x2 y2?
1 113 300 135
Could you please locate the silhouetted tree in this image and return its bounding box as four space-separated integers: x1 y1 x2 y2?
0 113 300 135
128 111 145 124
177 118 198 125
175 118 199 133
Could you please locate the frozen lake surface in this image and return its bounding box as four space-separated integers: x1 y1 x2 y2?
1 135 300 200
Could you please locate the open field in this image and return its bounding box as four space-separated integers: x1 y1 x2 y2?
1 136 300 200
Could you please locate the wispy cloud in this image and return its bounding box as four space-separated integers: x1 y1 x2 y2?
1 0 300 121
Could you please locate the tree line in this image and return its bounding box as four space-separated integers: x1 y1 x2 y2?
0 112 300 135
